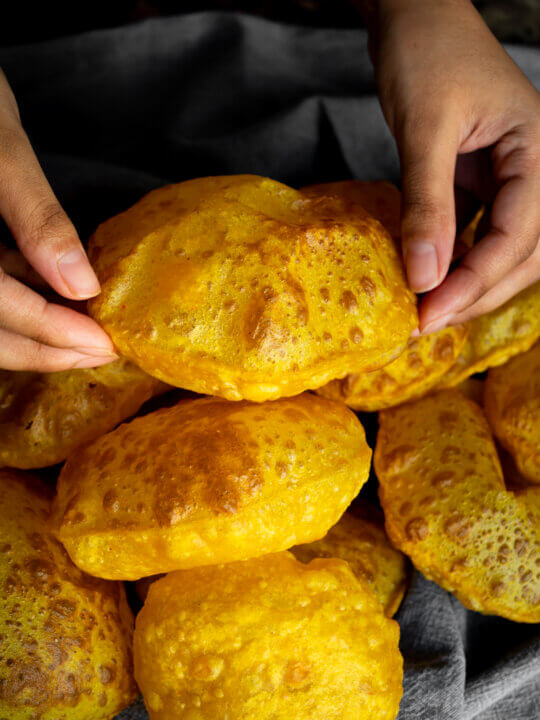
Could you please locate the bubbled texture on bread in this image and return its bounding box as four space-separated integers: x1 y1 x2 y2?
438 281 540 387
0 470 137 720
292 503 409 617
375 391 540 622
319 326 468 411
88 175 417 401
485 342 540 484
52 393 371 579
0 359 165 469
134 553 403 720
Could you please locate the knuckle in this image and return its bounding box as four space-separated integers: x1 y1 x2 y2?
403 194 444 220
33 301 57 343
27 340 47 366
511 233 537 266
459 260 490 301
517 147 539 175
24 340 61 372
23 200 74 251
533 118 540 146
499 123 540 175
402 197 454 238
521 111 540 144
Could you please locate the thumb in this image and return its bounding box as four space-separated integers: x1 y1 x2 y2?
398 115 458 295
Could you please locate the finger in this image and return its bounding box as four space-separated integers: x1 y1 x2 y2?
0 126 100 300
0 241 48 288
399 114 459 293
418 166 540 332
0 327 119 372
0 268 117 356
449 242 540 325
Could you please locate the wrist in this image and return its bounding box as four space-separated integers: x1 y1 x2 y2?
353 0 473 34
352 0 475 66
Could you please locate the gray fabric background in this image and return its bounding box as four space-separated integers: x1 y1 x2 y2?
0 12 538 718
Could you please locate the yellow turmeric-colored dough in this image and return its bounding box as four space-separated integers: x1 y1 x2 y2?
52 393 371 580
134 553 403 720
0 469 137 719
375 391 540 622
88 175 417 401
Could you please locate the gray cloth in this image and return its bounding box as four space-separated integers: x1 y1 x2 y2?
0 12 538 719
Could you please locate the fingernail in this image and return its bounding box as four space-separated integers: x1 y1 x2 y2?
71 354 118 369
58 249 101 299
71 346 119 359
405 242 440 292
421 313 454 335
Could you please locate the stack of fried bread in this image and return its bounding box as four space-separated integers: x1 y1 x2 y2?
1 175 538 720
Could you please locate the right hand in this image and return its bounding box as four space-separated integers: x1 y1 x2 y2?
0 68 118 371
361 0 540 333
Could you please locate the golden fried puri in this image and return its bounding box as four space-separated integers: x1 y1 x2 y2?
485 342 540 484
0 359 166 469
134 501 410 616
305 181 469 410
438 281 540 387
134 552 403 720
317 326 468 411
87 175 417 401
375 391 540 622
292 502 409 616
0 470 137 719
303 181 482 260
302 180 402 241
52 393 371 580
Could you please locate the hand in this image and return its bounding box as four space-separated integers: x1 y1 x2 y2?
0 69 117 370
363 0 540 332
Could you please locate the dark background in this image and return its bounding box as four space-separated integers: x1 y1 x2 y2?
1 1 539 46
